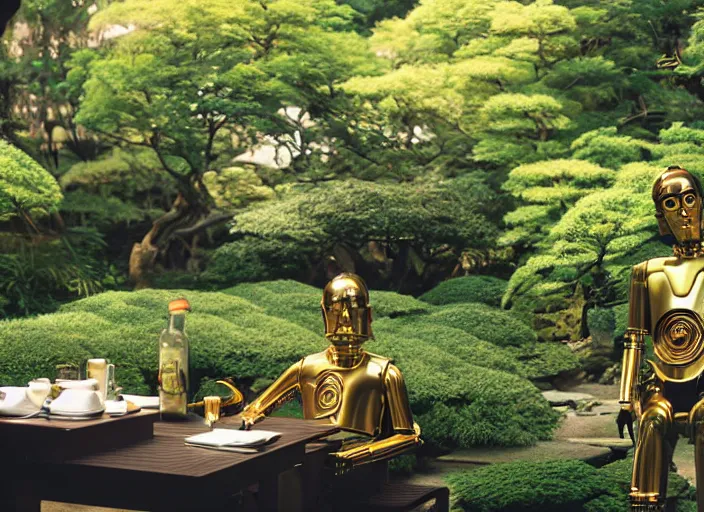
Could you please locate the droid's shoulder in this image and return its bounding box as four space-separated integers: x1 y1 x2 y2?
365 351 392 370
644 256 683 275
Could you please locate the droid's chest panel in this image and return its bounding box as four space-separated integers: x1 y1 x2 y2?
648 263 704 370
298 355 387 437
653 309 704 366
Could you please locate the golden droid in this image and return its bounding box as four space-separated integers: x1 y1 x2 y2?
240 273 421 467
618 166 704 511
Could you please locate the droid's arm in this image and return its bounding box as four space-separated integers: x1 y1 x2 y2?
240 359 302 429
332 364 421 466
619 262 649 410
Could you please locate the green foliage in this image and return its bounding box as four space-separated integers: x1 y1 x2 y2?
446 457 697 512
501 159 615 248
0 140 62 221
0 284 560 449
374 316 579 380
0 229 108 317
409 303 537 347
213 179 497 291
570 128 650 170
223 280 430 332
369 291 431 318
447 460 610 512
503 341 581 380
418 276 508 307
367 330 558 448
504 188 654 314
223 280 321 331
207 237 315 286
202 167 274 210
587 307 615 335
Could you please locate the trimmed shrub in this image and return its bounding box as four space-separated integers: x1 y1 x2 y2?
373 317 524 376
503 341 581 380
370 290 431 318
367 332 559 448
419 276 508 307
0 290 323 395
206 237 314 285
408 302 537 347
223 280 431 333
446 457 696 512
224 280 324 333
447 460 611 512
0 286 559 450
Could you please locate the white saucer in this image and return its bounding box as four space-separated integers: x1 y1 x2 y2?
50 409 105 418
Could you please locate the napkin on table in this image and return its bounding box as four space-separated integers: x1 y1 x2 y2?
184 429 281 453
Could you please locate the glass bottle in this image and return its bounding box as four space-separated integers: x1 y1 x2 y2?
158 299 191 420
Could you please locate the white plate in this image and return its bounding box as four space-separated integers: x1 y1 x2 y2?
50 408 104 418
185 429 281 448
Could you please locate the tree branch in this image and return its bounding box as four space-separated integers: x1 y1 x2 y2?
172 212 234 237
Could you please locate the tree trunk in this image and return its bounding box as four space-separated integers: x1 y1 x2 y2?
128 192 207 289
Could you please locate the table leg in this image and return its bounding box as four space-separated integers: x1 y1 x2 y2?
257 475 279 512
2 493 41 512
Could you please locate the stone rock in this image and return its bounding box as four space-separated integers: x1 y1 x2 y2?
554 411 619 440
565 437 633 451
437 440 612 467
542 390 594 407
576 400 602 412
589 400 621 416
599 364 620 385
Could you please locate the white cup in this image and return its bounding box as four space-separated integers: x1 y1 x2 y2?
86 359 115 402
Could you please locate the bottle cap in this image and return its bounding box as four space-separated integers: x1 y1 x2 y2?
168 298 191 313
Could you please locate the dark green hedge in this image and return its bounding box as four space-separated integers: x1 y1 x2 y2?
446 457 696 512
419 276 508 307
0 284 560 449
367 332 559 448
223 280 431 333
406 302 537 347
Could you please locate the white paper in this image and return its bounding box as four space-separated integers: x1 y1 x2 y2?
184 429 281 448
105 400 128 416
121 395 159 409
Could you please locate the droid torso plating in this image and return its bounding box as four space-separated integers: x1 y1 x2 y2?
299 349 390 436
645 256 704 382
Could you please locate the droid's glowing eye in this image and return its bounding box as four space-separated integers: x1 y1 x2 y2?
684 194 696 207
663 197 679 211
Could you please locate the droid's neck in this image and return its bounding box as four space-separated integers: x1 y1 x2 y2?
326 344 365 368
673 242 703 259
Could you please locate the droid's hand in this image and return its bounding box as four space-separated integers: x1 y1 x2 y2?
617 407 635 444
237 409 263 431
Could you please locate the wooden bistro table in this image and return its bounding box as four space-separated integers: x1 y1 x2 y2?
5 414 340 512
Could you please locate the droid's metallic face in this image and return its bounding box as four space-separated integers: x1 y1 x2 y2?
321 273 373 344
653 167 703 248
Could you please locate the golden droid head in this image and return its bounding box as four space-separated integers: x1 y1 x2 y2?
652 166 703 248
322 273 373 344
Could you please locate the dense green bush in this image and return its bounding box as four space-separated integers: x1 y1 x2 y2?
419 276 508 307
446 457 696 512
373 318 524 376
407 303 537 347
367 332 559 448
207 237 316 286
503 342 581 380
373 317 579 380
0 289 322 395
224 280 431 333
224 281 321 332
0 284 560 449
